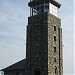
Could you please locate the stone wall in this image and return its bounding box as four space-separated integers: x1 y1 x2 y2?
26 13 48 75
48 13 63 75
26 12 63 75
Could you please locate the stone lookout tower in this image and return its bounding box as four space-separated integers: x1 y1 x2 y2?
26 0 63 75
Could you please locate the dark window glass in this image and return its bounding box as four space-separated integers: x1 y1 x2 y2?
37 7 40 14
37 7 40 11
54 36 56 42
54 46 56 52
45 1 49 4
34 71 40 75
44 5 49 12
41 1 44 5
45 5 49 9
37 2 40 6
54 26 56 31
41 5 44 13
33 4 36 7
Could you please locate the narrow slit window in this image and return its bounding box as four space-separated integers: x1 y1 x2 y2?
54 26 56 31
54 57 56 63
54 36 56 42
54 46 56 52
55 66 58 74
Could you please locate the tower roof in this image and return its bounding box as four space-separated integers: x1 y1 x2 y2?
28 0 61 8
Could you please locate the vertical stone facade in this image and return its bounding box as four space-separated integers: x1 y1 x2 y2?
26 13 63 75
48 13 63 75
26 13 48 75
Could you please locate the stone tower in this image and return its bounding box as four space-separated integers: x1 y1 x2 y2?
26 0 63 75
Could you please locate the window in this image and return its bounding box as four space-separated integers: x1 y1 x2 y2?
45 1 49 4
37 6 40 14
33 4 36 7
34 71 40 75
54 36 56 42
41 5 44 13
55 66 58 74
44 5 49 12
41 1 44 5
37 2 40 6
37 7 40 11
45 5 49 9
54 26 56 31
32 1 50 16
54 46 56 52
54 57 56 63
16 72 19 75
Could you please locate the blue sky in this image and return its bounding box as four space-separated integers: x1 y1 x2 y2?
0 0 74 75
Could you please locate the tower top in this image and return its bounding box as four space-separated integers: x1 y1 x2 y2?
28 0 61 17
28 0 61 8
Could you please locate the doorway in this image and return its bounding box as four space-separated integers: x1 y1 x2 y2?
34 70 40 75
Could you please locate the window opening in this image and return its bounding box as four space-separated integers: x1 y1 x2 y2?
34 71 40 75
55 66 58 75
54 26 56 31
54 57 56 63
54 36 56 42
54 46 56 52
